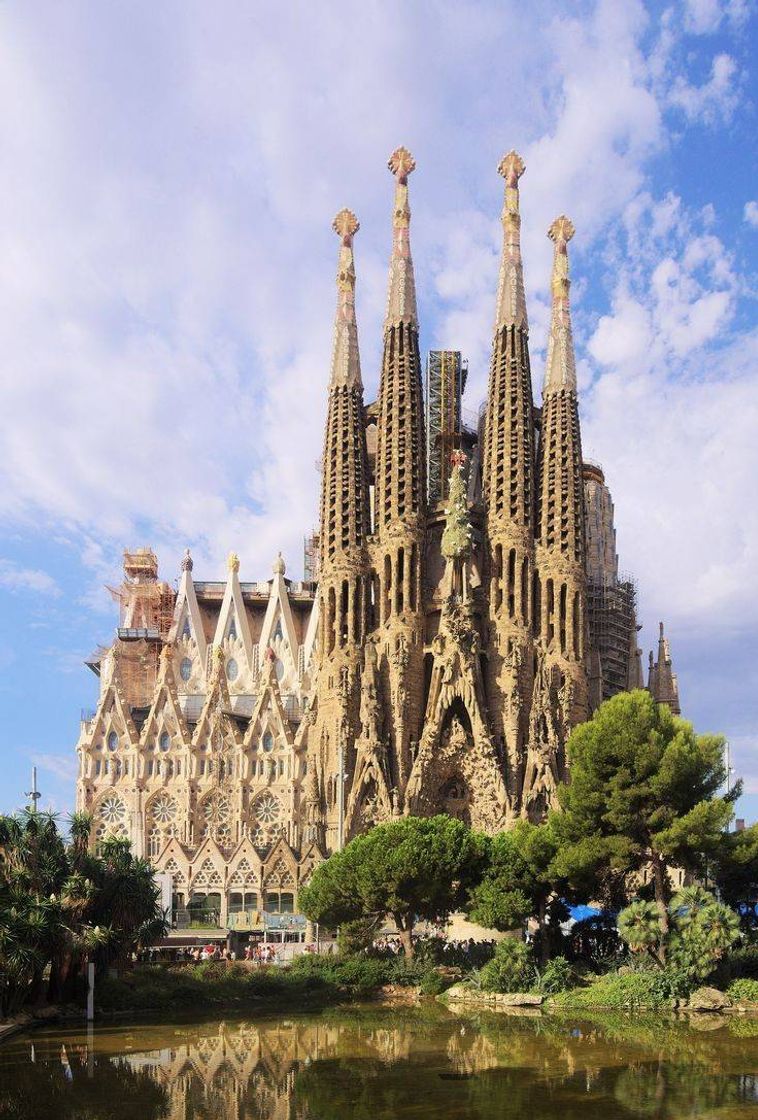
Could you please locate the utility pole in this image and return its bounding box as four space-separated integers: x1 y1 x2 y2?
25 766 41 814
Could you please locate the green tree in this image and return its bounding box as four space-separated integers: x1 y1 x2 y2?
713 823 758 932
550 690 734 959
466 820 566 962
299 815 487 958
0 811 166 1013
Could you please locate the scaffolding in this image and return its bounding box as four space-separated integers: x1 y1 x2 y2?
107 549 176 709
425 351 468 506
303 531 320 584
586 573 640 702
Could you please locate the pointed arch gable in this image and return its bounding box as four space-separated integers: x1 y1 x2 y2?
258 570 300 674
301 597 319 678
192 662 241 748
212 569 254 670
169 570 207 666
242 667 294 750
139 664 191 747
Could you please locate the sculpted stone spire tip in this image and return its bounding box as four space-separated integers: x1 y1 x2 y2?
332 208 359 242
543 214 577 394
384 147 418 328
329 207 362 390
494 150 528 332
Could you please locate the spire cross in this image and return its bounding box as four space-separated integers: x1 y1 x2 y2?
384 146 418 327
493 150 528 331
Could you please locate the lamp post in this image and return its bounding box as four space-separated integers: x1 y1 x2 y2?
25 766 41 814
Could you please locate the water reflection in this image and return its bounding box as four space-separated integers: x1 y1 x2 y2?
1 1006 757 1119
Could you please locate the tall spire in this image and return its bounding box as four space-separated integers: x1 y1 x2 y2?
329 209 362 390
544 215 577 393
384 146 418 329
482 150 537 815
534 213 588 741
494 150 528 332
319 210 371 570
373 146 426 798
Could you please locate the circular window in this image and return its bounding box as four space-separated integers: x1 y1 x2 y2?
262 731 274 753
227 658 238 682
159 732 171 752
107 731 118 752
180 657 192 682
150 794 177 824
99 795 126 825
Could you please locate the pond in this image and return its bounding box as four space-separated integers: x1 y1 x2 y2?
1 1004 757 1119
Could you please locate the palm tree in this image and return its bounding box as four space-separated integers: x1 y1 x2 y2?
618 901 661 959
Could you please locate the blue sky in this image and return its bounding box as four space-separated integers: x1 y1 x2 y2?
0 0 756 821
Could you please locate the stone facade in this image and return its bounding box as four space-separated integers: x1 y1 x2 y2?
75 149 679 915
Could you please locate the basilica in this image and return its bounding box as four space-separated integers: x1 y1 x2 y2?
75 149 680 928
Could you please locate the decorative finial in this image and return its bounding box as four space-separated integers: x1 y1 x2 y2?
548 215 575 245
497 150 525 187
265 645 276 662
494 151 528 332
227 552 240 574
384 148 418 327
543 216 577 393
388 146 416 183
181 548 193 572
333 208 359 243
450 449 468 469
273 552 286 576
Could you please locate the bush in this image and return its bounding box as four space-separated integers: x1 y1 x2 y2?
537 956 575 994
479 939 536 994
551 967 690 1010
419 970 447 996
727 978 758 1003
725 945 758 980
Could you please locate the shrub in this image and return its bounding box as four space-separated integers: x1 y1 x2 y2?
479 939 536 994
725 945 758 980
419 970 447 996
727 978 758 1003
552 968 690 1010
537 956 575 994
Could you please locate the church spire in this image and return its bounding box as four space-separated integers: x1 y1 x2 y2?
543 215 577 393
482 150 537 814
329 209 362 390
384 146 418 329
648 621 681 715
319 210 371 573
534 214 588 735
494 150 528 332
373 146 426 797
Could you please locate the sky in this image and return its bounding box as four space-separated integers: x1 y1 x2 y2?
0 0 756 822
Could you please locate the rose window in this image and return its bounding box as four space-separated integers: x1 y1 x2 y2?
99 795 126 825
254 793 280 825
150 794 177 825
204 794 231 825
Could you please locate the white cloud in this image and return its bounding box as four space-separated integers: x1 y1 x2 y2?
669 52 740 123
0 559 60 596
744 201 758 229
682 0 750 34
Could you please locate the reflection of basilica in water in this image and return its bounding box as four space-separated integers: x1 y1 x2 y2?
2 1007 758 1120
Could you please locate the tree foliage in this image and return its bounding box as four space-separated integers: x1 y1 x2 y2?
299 815 487 957
0 811 166 1016
550 690 735 954
712 823 758 932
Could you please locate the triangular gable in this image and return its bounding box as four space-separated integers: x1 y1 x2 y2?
189 836 226 887
212 558 254 672
139 650 191 746
168 564 207 667
258 561 300 680
242 658 294 749
191 651 242 747
262 837 298 886
89 664 139 745
297 841 326 884
155 836 190 880
228 839 263 888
